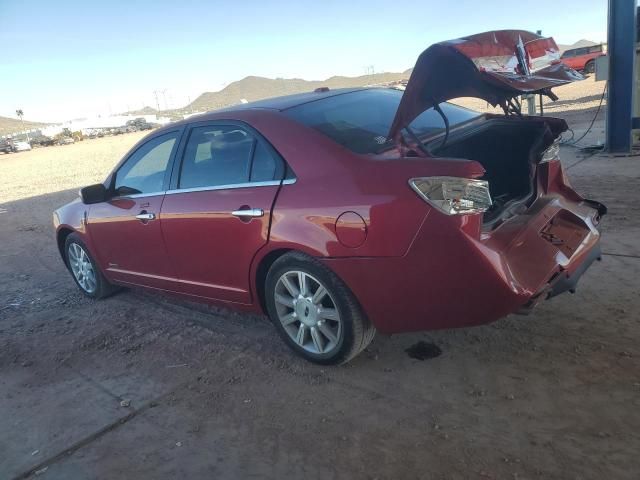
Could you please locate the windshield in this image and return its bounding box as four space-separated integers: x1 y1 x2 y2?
283 88 480 154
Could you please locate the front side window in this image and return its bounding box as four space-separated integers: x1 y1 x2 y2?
115 132 178 194
179 125 284 189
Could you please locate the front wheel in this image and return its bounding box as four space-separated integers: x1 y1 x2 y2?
265 252 376 364
64 233 116 299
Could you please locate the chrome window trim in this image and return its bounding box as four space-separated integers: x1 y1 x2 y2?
109 178 296 200
165 177 296 195
111 191 166 200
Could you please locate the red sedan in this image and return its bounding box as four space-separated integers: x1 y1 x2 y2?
54 30 605 364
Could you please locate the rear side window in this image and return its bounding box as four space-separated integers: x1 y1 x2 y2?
284 89 479 154
179 125 284 189
250 141 280 182
115 132 178 194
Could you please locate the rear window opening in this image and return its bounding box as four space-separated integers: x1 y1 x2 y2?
284 89 480 154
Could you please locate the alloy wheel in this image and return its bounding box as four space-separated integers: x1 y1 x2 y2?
274 270 342 355
68 243 97 294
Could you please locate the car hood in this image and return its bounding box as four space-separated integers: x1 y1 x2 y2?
389 30 584 140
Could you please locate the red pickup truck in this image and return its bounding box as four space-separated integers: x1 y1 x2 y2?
560 44 606 73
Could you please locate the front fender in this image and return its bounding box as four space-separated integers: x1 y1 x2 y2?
53 198 93 262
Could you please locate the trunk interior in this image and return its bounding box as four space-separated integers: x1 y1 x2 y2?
431 118 558 225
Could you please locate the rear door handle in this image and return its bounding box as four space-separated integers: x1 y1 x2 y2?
135 212 156 221
231 208 264 218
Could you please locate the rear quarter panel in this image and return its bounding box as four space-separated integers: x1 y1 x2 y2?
222 110 485 259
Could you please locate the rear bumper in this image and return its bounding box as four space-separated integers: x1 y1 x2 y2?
516 239 601 315
322 195 604 334
550 241 601 297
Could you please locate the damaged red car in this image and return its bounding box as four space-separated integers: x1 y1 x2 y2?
54 30 605 364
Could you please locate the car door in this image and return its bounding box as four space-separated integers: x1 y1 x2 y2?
87 130 182 290
160 122 289 304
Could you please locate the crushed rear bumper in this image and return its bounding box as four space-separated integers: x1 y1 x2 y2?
549 241 601 297
323 195 605 334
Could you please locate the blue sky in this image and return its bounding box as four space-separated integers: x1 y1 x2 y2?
0 0 607 122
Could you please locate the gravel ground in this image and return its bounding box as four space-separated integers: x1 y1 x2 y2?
1 93 639 479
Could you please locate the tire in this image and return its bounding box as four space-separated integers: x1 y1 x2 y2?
265 251 376 364
64 233 117 299
584 60 595 74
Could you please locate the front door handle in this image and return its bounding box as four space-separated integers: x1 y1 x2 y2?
135 212 156 221
231 208 264 218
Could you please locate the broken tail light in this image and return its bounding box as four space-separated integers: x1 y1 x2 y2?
540 137 561 163
409 177 492 215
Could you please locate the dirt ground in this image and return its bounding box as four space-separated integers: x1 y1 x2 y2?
1 79 639 479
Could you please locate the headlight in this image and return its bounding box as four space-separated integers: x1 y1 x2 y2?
409 177 492 215
540 137 560 163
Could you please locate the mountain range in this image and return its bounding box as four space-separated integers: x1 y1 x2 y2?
127 69 413 117
0 117 47 136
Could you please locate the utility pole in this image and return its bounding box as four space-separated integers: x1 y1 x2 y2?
363 65 375 86
15 109 30 142
152 90 161 114
160 89 168 110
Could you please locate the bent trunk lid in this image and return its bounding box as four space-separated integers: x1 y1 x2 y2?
389 30 584 140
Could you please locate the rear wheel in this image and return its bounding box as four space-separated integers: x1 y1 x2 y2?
584 60 595 74
265 252 376 364
65 233 116 299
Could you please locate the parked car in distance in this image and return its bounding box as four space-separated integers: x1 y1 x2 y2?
112 126 131 135
31 135 56 147
560 44 605 73
58 137 75 145
0 138 16 153
87 129 106 139
54 30 605 364
13 140 32 152
126 118 154 131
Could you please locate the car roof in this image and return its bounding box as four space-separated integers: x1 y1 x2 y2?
159 87 374 131
216 87 366 112
563 44 602 54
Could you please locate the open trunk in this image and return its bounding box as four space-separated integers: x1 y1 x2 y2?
429 116 566 225
389 30 583 141
387 30 584 226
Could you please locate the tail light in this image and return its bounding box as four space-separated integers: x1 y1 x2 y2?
409 177 492 215
540 137 560 163
539 137 572 187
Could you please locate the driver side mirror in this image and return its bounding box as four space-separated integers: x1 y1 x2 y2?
80 183 108 204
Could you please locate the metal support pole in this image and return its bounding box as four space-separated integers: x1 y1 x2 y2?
606 0 637 153
525 94 536 115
